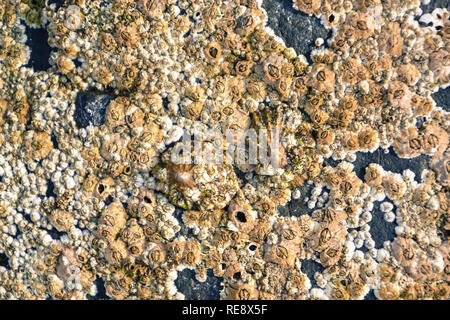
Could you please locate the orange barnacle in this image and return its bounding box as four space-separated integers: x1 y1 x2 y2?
226 281 259 300
204 41 222 61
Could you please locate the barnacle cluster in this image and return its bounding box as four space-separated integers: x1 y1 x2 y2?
0 0 448 300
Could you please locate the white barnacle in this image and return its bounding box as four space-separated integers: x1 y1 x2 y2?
361 211 372 222
384 211 396 223
380 201 394 212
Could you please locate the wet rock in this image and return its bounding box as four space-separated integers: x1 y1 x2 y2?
175 268 223 300
432 86 450 112
364 289 378 300
368 202 397 249
278 183 316 217
0 252 10 269
415 116 427 129
74 91 114 129
47 227 67 240
355 147 430 182
262 0 330 63
300 259 325 287
325 147 430 183
87 278 110 300
420 0 450 14
46 179 56 198
25 26 52 72
48 0 66 11
172 207 197 238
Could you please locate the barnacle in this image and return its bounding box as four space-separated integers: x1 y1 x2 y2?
421 125 448 156
375 283 400 300
343 133 359 152
0 0 447 302
228 199 255 234
429 48 450 84
56 248 81 281
431 151 450 185
392 237 417 270
115 22 140 47
11 98 30 124
383 174 407 201
49 209 74 232
316 129 335 146
307 64 335 93
94 177 115 201
264 242 299 268
138 0 166 19
409 258 437 282
246 80 267 101
167 163 195 191
330 109 354 129
94 65 114 86
358 128 379 152
396 64 420 86
364 163 384 186
64 5 84 31
23 131 53 160
105 240 129 265
347 12 376 40
56 55 75 75
99 202 127 232
378 22 403 56
183 239 201 267
388 81 412 109
258 55 284 87
204 41 222 62
330 284 349 300
293 0 321 15
393 127 423 159
236 9 263 36
0 99 6 122
225 280 259 300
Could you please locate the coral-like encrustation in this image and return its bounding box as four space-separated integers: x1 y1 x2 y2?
0 0 448 300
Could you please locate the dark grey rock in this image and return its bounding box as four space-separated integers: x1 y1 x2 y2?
278 183 316 217
432 86 450 112
364 289 378 300
354 147 430 182
416 0 450 30
47 226 67 240
325 147 430 183
175 268 223 300
74 91 114 129
0 252 10 269
415 116 427 129
46 179 56 198
25 26 52 72
300 259 325 287
173 207 198 238
324 149 407 250
47 0 66 11
261 0 331 63
368 201 397 249
87 278 110 300
420 0 450 14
